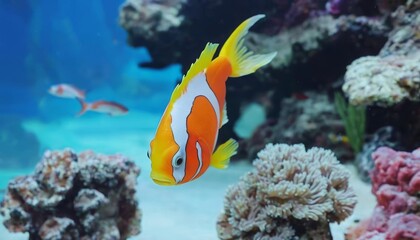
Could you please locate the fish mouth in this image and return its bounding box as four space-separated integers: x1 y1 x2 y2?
151 172 176 186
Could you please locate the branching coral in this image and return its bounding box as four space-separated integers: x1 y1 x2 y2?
347 147 420 240
217 144 357 239
0 149 141 240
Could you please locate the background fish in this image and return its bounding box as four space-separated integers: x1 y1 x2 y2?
48 83 85 99
77 99 128 116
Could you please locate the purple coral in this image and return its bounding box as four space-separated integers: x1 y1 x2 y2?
0 149 141 240
350 147 420 240
217 144 356 239
326 0 346 15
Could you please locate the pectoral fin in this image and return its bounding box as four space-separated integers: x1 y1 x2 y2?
210 138 238 169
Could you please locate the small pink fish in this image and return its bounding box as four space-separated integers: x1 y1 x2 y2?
48 84 85 99
77 99 128 116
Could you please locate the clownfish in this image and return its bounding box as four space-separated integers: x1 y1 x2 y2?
48 84 85 99
148 15 277 186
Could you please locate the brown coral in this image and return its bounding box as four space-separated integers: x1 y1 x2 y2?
217 143 356 239
0 149 141 240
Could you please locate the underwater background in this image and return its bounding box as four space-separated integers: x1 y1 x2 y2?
1 0 419 239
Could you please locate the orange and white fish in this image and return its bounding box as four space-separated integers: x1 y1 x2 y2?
77 99 128 116
48 84 85 99
148 15 277 186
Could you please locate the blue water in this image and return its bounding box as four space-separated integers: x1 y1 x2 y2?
0 0 180 176
1 0 181 116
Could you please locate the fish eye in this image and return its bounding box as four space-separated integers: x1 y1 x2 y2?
173 157 183 167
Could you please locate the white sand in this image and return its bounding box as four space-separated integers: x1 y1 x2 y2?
0 112 376 239
330 164 377 240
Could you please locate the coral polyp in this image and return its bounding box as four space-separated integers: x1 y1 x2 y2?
217 143 357 239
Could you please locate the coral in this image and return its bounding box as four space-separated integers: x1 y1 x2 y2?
342 54 420 106
355 126 398 182
38 217 79 240
217 143 356 239
235 13 389 146
380 2 420 57
119 0 280 68
238 92 353 161
375 0 409 14
371 147 420 196
326 0 351 15
325 0 404 15
350 147 420 240
281 0 323 28
119 0 185 42
247 15 340 69
0 149 141 240
334 92 366 153
343 2 420 106
247 14 388 70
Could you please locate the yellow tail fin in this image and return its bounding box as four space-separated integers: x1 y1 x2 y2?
210 138 239 169
219 14 277 78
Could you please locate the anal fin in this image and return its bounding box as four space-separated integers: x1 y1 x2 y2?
210 138 238 169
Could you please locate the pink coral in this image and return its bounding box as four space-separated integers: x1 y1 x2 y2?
387 214 420 240
371 147 420 198
353 147 420 240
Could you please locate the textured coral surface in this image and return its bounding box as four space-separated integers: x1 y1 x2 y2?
238 92 353 161
343 2 420 106
348 147 420 240
0 149 141 240
218 143 356 239
343 54 420 106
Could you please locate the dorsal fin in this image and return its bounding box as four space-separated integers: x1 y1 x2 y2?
170 43 219 102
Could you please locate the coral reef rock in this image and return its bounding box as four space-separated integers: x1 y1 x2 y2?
355 126 398 182
347 146 420 240
119 0 390 144
248 14 388 70
238 92 352 161
0 149 141 240
218 143 357 240
248 15 341 69
119 0 186 42
343 54 420 106
343 2 420 106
